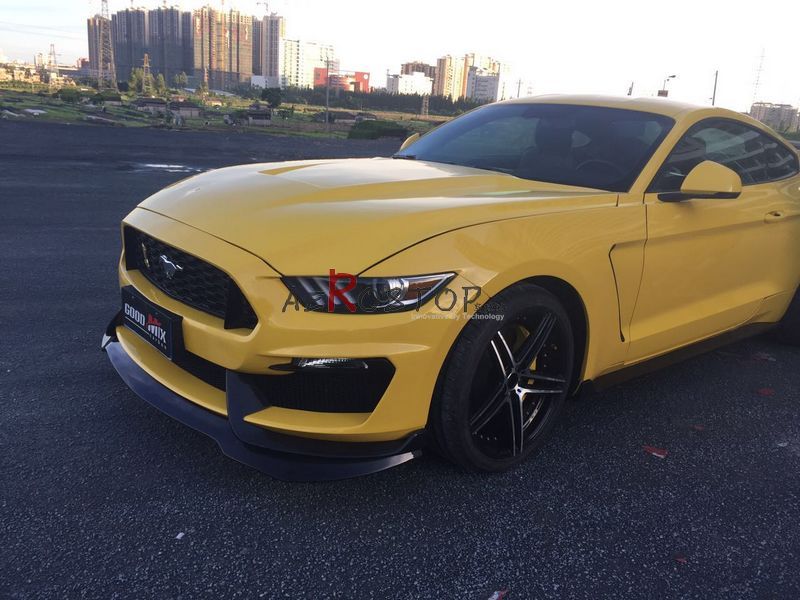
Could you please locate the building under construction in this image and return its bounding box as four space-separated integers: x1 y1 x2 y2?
111 8 147 83
88 3 195 89
192 7 253 90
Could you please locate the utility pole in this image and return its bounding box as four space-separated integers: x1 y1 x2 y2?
97 0 117 90
48 44 58 75
45 43 60 89
711 70 718 106
142 53 152 96
325 57 331 134
751 49 765 109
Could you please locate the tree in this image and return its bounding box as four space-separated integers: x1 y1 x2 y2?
154 73 166 97
128 68 144 94
142 71 154 95
173 71 188 88
260 87 282 108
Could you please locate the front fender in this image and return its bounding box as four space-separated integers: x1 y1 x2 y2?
363 204 645 381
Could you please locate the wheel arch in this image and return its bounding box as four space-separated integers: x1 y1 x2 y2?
428 274 590 434
521 275 589 393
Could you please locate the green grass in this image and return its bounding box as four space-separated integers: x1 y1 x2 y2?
0 87 438 140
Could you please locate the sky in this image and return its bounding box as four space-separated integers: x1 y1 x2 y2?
1 0 798 112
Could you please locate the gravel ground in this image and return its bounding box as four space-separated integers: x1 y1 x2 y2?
1 120 799 600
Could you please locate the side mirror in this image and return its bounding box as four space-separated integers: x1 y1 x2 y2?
399 132 420 152
659 161 742 202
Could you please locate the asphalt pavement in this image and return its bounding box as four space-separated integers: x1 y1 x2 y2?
1 120 799 599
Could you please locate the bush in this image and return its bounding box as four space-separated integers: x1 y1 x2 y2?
260 87 282 108
56 88 82 103
348 120 409 140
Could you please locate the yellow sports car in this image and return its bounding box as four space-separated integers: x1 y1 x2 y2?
102 95 800 480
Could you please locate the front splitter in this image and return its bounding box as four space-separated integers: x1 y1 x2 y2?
103 334 422 481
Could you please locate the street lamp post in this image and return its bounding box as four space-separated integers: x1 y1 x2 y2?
711 70 718 106
657 74 677 98
325 58 331 134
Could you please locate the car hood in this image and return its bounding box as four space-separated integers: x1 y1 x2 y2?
139 157 617 274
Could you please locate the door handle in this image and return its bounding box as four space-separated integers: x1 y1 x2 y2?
764 211 785 223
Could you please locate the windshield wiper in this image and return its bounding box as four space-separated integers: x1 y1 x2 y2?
392 154 416 160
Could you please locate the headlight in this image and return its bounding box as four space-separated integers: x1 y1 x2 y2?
282 272 455 314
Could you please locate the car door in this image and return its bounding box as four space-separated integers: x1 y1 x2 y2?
627 118 800 362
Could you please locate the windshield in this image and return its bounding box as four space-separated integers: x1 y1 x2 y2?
396 103 674 192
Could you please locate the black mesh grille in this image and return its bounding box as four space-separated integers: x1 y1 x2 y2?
125 227 258 329
175 351 227 391
163 353 393 411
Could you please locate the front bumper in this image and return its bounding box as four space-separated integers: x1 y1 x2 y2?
102 316 423 481
117 208 472 443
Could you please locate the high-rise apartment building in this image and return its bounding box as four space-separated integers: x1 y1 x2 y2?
434 55 462 99
101 7 193 85
262 14 285 87
87 16 102 77
111 8 147 82
281 39 336 89
253 13 285 87
148 7 191 82
465 63 513 102
180 11 193 78
460 53 501 98
434 53 508 101
193 7 253 90
401 61 436 80
750 102 800 133
252 18 263 77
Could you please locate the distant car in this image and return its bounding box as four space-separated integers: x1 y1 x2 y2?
103 95 800 480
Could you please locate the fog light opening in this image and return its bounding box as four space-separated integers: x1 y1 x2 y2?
271 357 370 372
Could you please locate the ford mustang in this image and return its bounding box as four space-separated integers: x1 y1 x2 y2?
102 95 800 480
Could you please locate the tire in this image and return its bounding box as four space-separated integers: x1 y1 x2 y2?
775 288 800 346
430 282 575 472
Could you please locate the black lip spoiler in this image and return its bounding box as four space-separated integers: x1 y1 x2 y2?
102 316 422 482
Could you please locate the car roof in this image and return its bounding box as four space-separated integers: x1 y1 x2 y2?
501 94 719 119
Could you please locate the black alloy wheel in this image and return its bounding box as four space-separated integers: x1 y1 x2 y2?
432 283 575 472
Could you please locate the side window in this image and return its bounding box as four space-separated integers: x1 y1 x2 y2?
764 139 800 180
649 119 799 193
